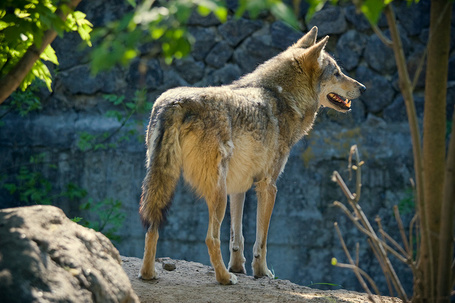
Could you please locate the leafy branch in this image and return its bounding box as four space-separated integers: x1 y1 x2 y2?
0 0 93 103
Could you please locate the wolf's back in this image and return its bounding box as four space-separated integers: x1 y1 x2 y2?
139 101 183 230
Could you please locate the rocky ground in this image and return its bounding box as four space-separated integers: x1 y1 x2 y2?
121 256 401 303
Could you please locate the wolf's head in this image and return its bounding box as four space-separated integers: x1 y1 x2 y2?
290 26 366 112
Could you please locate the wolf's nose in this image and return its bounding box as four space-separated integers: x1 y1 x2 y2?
359 84 366 94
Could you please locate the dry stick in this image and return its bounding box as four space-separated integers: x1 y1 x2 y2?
334 145 408 301
348 198 407 300
334 222 379 303
376 217 408 260
368 238 395 298
332 171 355 201
350 145 362 203
334 192 409 301
356 242 360 268
333 202 408 265
371 24 393 47
408 214 418 260
375 218 399 298
336 262 383 300
393 206 411 256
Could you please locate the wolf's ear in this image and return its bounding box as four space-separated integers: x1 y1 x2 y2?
305 35 329 65
293 26 318 48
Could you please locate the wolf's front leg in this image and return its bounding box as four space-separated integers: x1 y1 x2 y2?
252 179 277 278
139 227 159 279
228 192 246 274
206 188 238 285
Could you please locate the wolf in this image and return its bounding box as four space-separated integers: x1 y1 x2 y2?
138 26 365 285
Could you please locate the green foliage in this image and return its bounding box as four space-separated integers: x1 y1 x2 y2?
76 90 151 152
1 153 87 205
236 0 299 29
79 198 126 242
397 187 415 215
1 152 125 241
0 0 92 92
2 80 43 116
305 0 419 25
90 0 299 73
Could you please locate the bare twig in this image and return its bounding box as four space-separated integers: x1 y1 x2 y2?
334 222 379 303
393 206 411 256
368 238 395 298
408 214 418 260
371 24 393 47
333 202 408 264
333 145 409 302
332 171 355 201
336 262 384 300
376 217 408 260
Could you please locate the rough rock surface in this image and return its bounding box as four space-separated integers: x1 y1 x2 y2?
0 205 139 303
121 256 401 303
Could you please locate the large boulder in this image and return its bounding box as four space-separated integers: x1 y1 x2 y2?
0 205 139 303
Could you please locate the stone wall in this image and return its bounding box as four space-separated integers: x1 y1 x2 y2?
1 0 454 295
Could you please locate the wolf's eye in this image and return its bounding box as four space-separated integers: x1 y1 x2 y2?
334 71 341 78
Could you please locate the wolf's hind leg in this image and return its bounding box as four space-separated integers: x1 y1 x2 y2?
228 192 246 274
139 227 159 279
252 179 277 278
205 184 238 285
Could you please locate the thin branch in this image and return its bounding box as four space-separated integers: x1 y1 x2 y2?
333 202 408 264
334 222 379 303
336 262 384 301
411 47 427 91
376 217 409 260
368 238 395 297
332 171 355 201
393 206 411 256
371 24 393 47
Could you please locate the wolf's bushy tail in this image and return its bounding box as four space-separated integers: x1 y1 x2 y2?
139 111 182 230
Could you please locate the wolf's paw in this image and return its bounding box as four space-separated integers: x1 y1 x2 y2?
218 272 238 285
138 269 157 280
228 272 238 285
228 264 246 274
253 267 274 279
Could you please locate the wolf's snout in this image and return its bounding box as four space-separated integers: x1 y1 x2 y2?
359 84 366 94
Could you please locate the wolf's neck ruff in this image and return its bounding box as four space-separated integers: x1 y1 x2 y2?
139 26 366 285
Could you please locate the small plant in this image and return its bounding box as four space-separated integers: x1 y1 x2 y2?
1 153 87 205
76 90 151 151
78 198 126 242
1 152 124 242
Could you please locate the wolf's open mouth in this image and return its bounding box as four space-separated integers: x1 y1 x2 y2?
327 93 351 110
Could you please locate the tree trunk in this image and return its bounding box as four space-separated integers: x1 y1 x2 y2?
0 0 82 104
421 0 452 302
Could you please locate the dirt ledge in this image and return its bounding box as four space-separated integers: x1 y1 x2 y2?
121 256 401 303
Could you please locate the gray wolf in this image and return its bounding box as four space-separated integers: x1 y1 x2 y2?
138 26 366 285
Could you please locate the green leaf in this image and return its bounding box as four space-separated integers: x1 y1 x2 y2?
197 5 212 17
3 183 17 194
0 20 11 30
214 6 228 23
270 2 299 30
361 0 385 25
40 45 59 65
71 217 83 223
